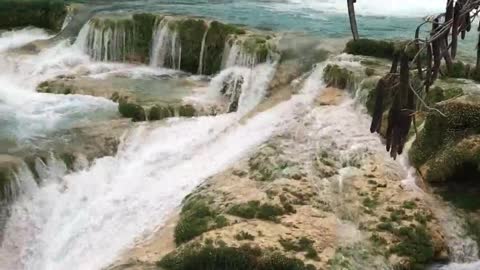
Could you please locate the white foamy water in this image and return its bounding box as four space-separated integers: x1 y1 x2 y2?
281 0 445 17
0 28 51 53
0 59 325 269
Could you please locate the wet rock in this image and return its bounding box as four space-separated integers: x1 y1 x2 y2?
148 104 174 121
0 155 22 202
119 101 146 122
323 64 356 90
410 96 480 211
178 104 196 118
345 39 396 60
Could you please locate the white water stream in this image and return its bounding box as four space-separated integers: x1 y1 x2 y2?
0 23 327 269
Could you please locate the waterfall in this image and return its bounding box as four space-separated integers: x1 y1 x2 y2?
221 38 261 69
0 60 328 270
150 17 182 70
79 17 135 62
197 25 210 75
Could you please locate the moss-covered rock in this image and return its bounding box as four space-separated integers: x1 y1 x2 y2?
425 86 463 105
0 0 66 32
178 104 196 118
203 21 244 75
132 13 158 63
389 226 435 270
323 64 356 90
0 155 22 202
176 19 208 74
118 101 146 122
174 196 228 245
158 244 316 270
409 96 480 211
410 96 480 171
148 104 173 121
345 39 395 59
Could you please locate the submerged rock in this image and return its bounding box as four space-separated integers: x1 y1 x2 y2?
0 0 66 32
119 101 147 122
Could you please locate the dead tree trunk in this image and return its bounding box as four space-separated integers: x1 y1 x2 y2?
347 0 359 40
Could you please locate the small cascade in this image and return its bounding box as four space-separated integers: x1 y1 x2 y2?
79 17 136 62
150 17 182 70
221 37 274 69
221 38 258 68
197 24 210 75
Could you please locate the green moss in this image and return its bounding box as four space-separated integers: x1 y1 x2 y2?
390 226 435 270
345 39 395 59
177 19 208 73
118 101 146 122
148 104 173 121
409 97 480 171
362 197 378 209
158 244 316 270
235 231 255 241
279 237 315 254
174 196 219 245
227 200 287 222
376 222 394 232
323 64 355 90
178 104 196 117
132 13 157 63
228 200 259 219
0 165 17 202
426 86 463 105
60 152 75 171
0 0 66 31
402 201 417 210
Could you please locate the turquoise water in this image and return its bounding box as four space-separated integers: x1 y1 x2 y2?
78 0 476 59
88 0 423 39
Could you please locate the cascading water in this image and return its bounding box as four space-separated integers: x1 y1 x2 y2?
150 17 182 70
79 17 135 62
221 38 259 69
197 24 210 75
0 52 325 270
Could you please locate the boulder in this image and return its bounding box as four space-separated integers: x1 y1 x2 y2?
118 101 147 122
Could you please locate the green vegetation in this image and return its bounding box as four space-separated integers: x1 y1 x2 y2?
362 197 378 209
279 237 318 260
390 226 435 270
148 104 173 121
227 200 287 222
204 21 245 75
178 104 196 117
174 196 228 245
118 101 146 122
425 86 463 105
345 39 395 59
0 0 66 31
158 244 317 270
409 96 480 183
177 19 208 74
132 13 157 63
235 231 255 241
323 64 355 90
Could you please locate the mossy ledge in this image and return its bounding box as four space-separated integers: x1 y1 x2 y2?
158 243 316 270
0 0 67 32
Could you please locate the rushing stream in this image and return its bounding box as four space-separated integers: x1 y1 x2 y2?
0 1 478 270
